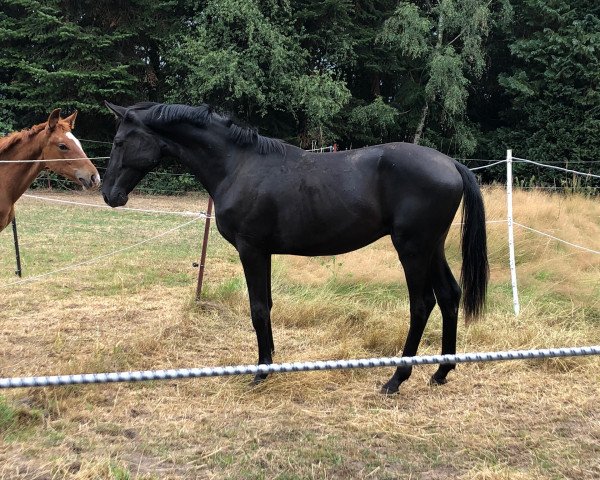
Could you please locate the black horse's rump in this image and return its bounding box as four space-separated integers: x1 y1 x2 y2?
102 101 489 394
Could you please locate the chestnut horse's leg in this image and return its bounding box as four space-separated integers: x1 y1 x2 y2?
238 242 274 383
381 238 437 394
430 247 462 385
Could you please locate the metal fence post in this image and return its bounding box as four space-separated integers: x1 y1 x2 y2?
12 217 22 278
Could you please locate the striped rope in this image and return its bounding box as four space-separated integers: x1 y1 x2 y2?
1 346 598 389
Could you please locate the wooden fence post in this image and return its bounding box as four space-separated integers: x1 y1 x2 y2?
195 197 213 301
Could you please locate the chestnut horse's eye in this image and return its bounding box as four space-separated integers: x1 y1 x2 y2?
58 143 69 151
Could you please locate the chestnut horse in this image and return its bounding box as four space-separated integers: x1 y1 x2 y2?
0 109 101 231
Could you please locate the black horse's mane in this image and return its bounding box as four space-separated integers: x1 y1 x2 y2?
133 102 285 155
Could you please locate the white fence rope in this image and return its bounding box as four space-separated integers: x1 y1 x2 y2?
469 157 600 179
22 193 205 217
0 156 109 163
24 194 510 227
4 216 204 287
79 139 113 145
514 223 600 255
1 346 598 389
451 219 506 227
513 157 600 179
469 159 507 171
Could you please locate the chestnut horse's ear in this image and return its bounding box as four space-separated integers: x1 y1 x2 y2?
63 110 78 130
105 101 126 119
47 108 61 131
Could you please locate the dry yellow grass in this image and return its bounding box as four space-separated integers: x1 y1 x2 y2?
0 187 598 479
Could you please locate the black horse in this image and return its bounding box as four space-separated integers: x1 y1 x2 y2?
102 101 488 394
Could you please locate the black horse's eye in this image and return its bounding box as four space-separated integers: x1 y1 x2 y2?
58 143 69 151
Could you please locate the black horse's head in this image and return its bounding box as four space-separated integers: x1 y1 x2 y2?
102 101 164 207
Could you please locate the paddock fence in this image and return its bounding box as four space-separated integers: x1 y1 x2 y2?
1 149 599 389
1 346 599 389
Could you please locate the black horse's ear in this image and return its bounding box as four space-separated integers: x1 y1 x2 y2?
105 101 126 119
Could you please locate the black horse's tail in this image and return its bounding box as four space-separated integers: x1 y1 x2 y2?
454 160 489 322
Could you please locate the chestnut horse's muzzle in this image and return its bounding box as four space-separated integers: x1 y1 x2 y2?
75 169 101 190
80 173 101 190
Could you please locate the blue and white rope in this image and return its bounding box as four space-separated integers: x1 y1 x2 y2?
1 346 598 389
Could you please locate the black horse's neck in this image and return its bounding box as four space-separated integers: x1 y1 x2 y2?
142 104 286 198
154 119 237 198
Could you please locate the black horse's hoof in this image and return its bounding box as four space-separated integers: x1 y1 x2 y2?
250 373 269 386
380 381 400 395
429 375 448 386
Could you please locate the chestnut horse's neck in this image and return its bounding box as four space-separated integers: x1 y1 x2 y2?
0 125 46 230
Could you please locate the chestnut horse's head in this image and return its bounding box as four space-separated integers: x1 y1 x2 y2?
41 109 101 189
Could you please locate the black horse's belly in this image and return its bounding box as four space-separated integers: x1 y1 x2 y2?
271 224 390 256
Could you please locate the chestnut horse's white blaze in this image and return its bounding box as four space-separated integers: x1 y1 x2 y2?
65 132 83 151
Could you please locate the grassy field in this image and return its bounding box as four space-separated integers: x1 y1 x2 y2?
0 187 599 480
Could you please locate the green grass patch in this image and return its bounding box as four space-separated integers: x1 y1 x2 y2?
0 396 43 441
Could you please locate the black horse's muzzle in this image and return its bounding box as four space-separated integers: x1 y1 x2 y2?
102 187 128 208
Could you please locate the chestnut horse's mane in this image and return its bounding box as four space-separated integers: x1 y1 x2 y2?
0 123 47 157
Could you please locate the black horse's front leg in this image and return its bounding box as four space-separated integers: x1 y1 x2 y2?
238 242 273 384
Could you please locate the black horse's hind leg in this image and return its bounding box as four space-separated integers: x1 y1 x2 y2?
381 245 436 394
267 255 275 355
430 249 461 385
238 243 273 384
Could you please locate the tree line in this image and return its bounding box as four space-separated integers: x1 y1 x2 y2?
1 0 598 190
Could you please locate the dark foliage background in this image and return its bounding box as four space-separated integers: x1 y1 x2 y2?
1 0 598 192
